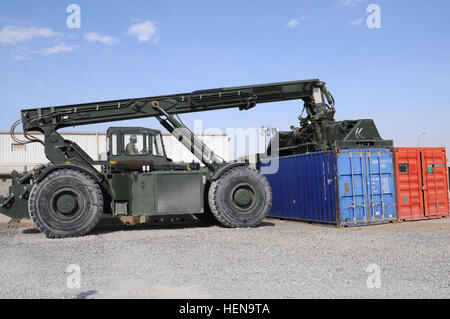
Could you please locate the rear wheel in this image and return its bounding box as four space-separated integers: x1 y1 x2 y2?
208 166 272 228
28 169 103 238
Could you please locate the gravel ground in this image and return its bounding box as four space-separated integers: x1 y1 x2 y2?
0 216 448 299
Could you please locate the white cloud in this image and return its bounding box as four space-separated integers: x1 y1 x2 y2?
287 15 310 28
0 26 62 45
38 43 76 56
334 0 367 8
84 32 119 45
349 18 364 26
13 55 29 61
127 20 157 42
10 45 31 61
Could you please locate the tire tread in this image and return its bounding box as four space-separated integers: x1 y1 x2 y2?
28 168 103 238
208 166 272 228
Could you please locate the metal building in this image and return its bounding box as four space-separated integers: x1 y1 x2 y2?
0 131 230 175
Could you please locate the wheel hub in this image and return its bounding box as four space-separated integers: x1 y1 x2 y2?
229 183 259 214
233 188 252 208
55 193 79 215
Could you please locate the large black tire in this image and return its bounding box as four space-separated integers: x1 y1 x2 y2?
208 166 272 228
28 169 103 238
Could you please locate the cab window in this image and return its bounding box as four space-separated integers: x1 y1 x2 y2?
124 133 149 156
110 132 120 156
152 134 164 156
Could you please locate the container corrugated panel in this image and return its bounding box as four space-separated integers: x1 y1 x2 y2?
261 151 337 224
337 149 397 225
393 147 449 221
260 148 397 226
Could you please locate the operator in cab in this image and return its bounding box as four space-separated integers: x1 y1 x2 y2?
126 135 140 155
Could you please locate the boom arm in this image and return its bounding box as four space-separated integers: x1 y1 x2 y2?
20 79 334 133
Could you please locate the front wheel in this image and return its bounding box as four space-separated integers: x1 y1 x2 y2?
208 166 272 228
28 169 103 238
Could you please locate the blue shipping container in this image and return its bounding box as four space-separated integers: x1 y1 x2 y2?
259 149 397 226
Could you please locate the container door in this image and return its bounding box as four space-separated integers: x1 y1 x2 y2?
337 151 369 224
337 149 396 225
395 148 449 221
365 151 397 222
394 149 424 220
421 149 449 217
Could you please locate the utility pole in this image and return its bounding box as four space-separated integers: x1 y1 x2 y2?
417 132 426 147
260 125 278 151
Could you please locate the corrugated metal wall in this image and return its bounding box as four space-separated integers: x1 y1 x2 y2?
0 132 229 174
260 149 397 226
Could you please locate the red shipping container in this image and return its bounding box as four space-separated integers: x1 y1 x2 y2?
393 147 449 221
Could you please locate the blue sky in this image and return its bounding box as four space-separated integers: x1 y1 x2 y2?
0 0 449 160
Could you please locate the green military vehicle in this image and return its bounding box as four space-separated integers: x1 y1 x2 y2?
0 79 392 238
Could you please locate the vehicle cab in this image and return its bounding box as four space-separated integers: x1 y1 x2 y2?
105 127 173 172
